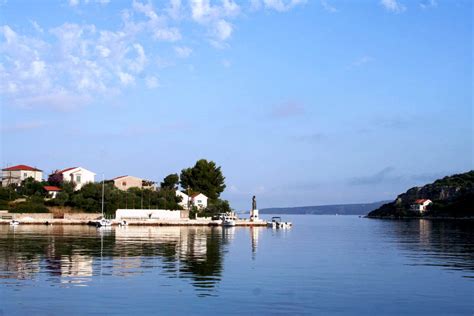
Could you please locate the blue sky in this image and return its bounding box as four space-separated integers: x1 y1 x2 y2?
0 0 472 210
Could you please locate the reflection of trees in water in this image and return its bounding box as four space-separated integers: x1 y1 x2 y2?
0 225 226 294
387 219 474 274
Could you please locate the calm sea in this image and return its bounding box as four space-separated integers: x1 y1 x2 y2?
0 215 473 315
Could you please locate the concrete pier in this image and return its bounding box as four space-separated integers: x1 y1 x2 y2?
0 218 268 227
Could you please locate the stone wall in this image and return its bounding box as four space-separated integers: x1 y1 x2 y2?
116 209 183 220
12 213 54 220
63 213 102 220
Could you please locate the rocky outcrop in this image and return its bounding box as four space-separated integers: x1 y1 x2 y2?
368 171 474 218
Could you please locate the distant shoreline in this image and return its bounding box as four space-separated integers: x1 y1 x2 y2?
365 215 474 221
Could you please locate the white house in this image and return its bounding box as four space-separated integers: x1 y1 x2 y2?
176 190 190 209
43 186 62 198
54 167 96 190
175 191 208 210
191 193 208 210
1 164 43 187
411 199 432 213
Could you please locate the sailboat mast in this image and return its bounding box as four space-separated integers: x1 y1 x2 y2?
101 174 105 217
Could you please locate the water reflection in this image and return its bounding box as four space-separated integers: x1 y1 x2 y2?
0 225 240 295
379 219 474 277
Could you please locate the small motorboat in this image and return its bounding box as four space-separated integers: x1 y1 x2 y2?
9 220 19 226
267 216 292 229
222 215 236 227
96 218 112 228
118 220 128 227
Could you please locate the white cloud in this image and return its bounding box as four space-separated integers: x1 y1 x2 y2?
351 55 374 67
1 0 309 109
380 0 406 13
221 59 231 67
320 0 337 13
153 27 181 41
118 71 135 86
131 0 182 42
252 0 306 12
190 0 239 44
214 19 232 41
145 76 160 89
1 121 47 132
69 0 110 6
420 0 437 9
167 0 182 19
174 46 192 58
30 20 44 33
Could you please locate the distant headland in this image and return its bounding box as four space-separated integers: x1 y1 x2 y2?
260 201 388 215
367 170 474 219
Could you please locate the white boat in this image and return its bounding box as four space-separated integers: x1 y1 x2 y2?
97 218 112 227
222 216 236 227
9 220 19 226
118 220 128 227
94 175 112 228
267 216 292 229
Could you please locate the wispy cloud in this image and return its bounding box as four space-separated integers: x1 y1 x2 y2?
174 46 192 58
380 0 406 13
0 1 307 110
320 0 337 13
251 0 307 12
295 132 325 143
351 55 374 67
419 0 437 9
1 121 47 132
349 167 397 185
270 101 306 119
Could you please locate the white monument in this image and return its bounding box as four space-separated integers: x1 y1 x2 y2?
250 195 259 221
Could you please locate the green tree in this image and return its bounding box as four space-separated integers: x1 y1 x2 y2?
202 199 232 217
180 159 226 201
161 173 179 190
17 177 47 197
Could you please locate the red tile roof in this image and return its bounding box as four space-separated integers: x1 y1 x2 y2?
2 164 42 172
191 192 203 198
113 175 128 180
43 186 61 191
56 167 78 174
414 199 430 204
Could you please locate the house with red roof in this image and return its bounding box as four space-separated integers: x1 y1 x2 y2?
43 185 62 198
52 167 96 190
1 164 43 187
175 191 208 210
411 199 432 213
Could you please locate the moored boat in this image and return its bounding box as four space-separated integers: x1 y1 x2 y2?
267 216 292 229
9 220 19 226
222 216 236 227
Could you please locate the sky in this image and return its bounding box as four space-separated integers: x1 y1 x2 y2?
0 0 472 210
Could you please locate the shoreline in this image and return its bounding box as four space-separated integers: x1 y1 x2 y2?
365 215 474 221
0 219 268 227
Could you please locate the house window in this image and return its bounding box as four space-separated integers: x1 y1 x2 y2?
197 200 202 203
24 173 27 178
122 181 127 186
76 175 81 183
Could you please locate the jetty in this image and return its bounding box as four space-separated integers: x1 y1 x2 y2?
0 218 268 226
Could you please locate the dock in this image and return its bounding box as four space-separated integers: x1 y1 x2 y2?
0 218 268 227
